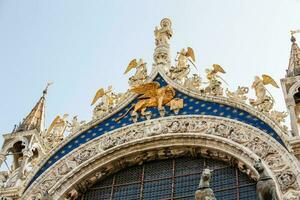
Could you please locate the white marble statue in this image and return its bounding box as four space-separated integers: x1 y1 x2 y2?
154 18 173 46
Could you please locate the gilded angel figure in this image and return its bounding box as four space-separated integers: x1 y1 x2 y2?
249 75 279 112
170 47 196 84
124 58 148 87
44 114 69 149
204 64 226 96
91 86 120 119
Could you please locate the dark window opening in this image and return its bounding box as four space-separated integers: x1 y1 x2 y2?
80 157 256 200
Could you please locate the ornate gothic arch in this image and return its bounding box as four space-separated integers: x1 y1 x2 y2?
22 116 300 200
1 137 29 155
287 79 300 97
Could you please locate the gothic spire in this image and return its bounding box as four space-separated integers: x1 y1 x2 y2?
15 83 52 133
287 31 300 77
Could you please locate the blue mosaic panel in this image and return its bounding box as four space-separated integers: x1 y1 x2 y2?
81 157 257 200
27 74 285 189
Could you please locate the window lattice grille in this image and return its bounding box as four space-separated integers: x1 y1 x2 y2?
81 157 256 200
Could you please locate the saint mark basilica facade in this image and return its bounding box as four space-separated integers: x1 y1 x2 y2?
0 19 300 200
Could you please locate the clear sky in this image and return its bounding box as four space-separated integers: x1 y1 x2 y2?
0 0 299 145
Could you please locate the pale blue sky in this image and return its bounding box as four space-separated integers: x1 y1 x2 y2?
0 0 299 143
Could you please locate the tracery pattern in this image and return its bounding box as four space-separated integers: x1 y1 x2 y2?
81 157 256 200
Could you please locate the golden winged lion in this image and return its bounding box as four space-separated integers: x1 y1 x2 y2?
116 82 176 121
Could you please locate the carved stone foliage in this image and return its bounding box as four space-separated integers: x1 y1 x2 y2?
23 116 299 200
276 170 297 192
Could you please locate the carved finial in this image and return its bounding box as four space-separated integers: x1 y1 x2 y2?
290 30 300 43
291 29 300 36
287 30 300 77
43 82 53 96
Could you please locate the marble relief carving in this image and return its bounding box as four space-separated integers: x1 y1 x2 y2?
24 116 300 200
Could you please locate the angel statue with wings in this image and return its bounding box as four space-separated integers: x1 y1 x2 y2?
68 116 85 134
124 59 148 87
44 114 69 149
249 75 279 113
169 47 196 84
91 86 121 119
204 64 227 96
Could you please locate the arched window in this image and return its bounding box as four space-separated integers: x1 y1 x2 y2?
293 88 300 129
80 157 256 200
